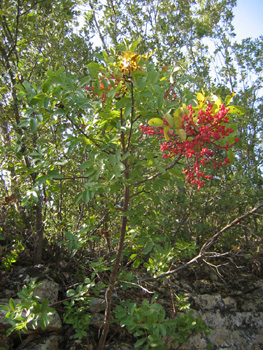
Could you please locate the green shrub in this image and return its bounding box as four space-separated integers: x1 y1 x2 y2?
114 294 209 350
0 278 55 339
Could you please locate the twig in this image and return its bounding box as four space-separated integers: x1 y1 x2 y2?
132 154 182 187
89 1 109 52
168 277 176 314
141 202 263 281
118 280 154 294
200 202 263 254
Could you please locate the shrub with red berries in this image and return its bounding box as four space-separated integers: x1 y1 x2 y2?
141 92 242 189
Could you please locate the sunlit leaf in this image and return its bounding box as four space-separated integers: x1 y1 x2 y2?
227 105 246 115
148 118 164 127
225 92 235 106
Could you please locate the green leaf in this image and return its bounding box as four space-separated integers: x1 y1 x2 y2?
128 302 136 316
40 314 48 330
35 175 50 185
0 305 10 311
87 62 100 78
159 324 167 337
9 298 15 311
14 83 25 91
173 107 184 127
30 118 38 132
83 190 90 204
80 160 93 170
130 39 142 52
116 97 131 109
74 193 83 204
135 338 147 348
227 149 235 164
23 80 34 94
114 162 125 173
124 103 132 117
66 289 76 297
33 301 41 313
143 241 153 254
79 76 91 87
109 154 117 166
41 298 49 313
30 93 45 106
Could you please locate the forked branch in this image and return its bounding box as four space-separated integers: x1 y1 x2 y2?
141 202 263 281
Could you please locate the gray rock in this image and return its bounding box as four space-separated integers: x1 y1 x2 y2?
88 297 106 313
105 341 135 350
27 310 62 333
90 313 104 328
33 278 59 304
22 335 61 350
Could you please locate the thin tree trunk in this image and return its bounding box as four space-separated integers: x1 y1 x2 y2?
33 200 44 265
98 183 129 350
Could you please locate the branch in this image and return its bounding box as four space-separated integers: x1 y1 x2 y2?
141 202 263 281
118 280 155 294
53 176 99 181
65 114 113 154
89 1 109 52
130 189 150 199
132 154 182 187
126 73 134 152
200 202 263 254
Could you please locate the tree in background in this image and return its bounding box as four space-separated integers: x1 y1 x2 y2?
0 0 92 264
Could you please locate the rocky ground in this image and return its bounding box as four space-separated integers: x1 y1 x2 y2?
1 248 263 350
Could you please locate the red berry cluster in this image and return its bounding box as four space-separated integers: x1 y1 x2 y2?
141 102 238 189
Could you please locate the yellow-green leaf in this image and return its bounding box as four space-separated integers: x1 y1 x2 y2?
225 92 235 106
148 118 163 127
227 105 246 115
164 113 174 127
196 92 205 106
164 125 171 141
212 103 220 114
177 129 186 141
173 107 184 128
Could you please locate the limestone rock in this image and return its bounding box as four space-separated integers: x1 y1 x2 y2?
88 297 106 313
22 335 61 350
33 278 59 304
105 341 135 350
90 312 104 328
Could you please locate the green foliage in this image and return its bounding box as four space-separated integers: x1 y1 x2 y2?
144 241 197 277
114 295 209 350
58 230 89 256
63 277 96 339
1 241 24 270
0 279 55 338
